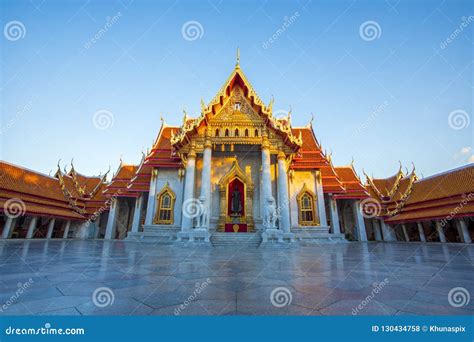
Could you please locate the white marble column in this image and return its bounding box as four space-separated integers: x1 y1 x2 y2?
417 222 426 242
74 222 90 239
435 221 446 242
105 199 118 239
131 195 143 233
402 224 410 242
26 217 38 239
328 195 341 234
261 134 272 219
277 151 291 233
1 217 16 239
380 220 396 241
199 138 212 230
373 220 382 241
456 219 471 243
46 218 56 239
62 220 71 239
145 169 158 225
352 200 367 241
181 143 197 231
315 171 328 226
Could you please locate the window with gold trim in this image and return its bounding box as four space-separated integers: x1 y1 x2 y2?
297 185 318 226
154 184 176 225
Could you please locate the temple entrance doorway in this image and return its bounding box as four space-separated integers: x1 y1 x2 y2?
218 159 254 232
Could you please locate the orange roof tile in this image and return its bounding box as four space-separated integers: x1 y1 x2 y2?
386 164 474 223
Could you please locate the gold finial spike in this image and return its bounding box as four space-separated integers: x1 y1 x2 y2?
182 109 188 125
201 98 206 113
351 157 355 168
236 47 240 67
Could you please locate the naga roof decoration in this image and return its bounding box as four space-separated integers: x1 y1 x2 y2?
386 164 474 223
364 163 418 218
55 162 110 218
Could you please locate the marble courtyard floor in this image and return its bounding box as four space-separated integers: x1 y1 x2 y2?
0 240 472 316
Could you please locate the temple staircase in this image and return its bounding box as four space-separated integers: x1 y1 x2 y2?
291 226 346 244
126 225 180 244
210 232 262 247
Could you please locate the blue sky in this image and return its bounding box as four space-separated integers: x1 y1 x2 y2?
1 0 472 179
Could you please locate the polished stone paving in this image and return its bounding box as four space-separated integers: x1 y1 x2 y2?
0 240 472 316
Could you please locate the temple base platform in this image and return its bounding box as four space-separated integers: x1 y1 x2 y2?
292 226 346 244
261 229 295 244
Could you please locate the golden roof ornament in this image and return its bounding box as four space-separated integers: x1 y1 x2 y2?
236 47 240 67
268 95 274 114
182 109 188 125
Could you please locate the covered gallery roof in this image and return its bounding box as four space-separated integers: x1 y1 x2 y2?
385 164 474 223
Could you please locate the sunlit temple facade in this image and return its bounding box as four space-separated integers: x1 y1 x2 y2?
1 57 473 246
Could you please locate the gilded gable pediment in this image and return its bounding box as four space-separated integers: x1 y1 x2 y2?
209 87 263 126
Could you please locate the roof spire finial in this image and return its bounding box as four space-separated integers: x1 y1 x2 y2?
182 109 188 126
236 47 240 67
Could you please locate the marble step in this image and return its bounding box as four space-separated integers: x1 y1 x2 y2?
125 225 180 243
210 232 262 247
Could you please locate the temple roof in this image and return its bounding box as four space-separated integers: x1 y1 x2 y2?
104 163 139 197
128 124 182 192
333 165 369 199
170 58 303 150
361 163 417 217
386 164 474 223
0 161 84 219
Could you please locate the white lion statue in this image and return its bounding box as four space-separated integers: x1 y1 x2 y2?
264 196 278 229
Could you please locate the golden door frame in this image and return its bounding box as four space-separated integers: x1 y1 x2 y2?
217 159 254 232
